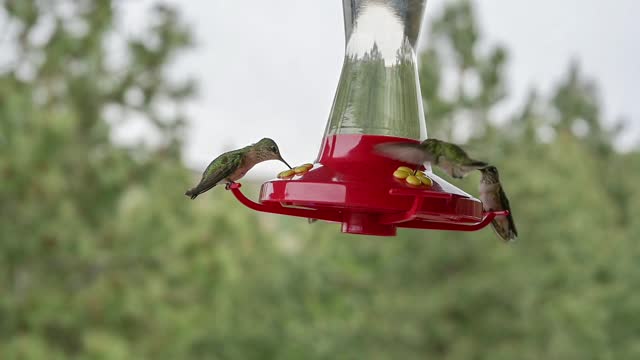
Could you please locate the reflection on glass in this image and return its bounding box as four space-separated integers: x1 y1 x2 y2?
325 0 428 140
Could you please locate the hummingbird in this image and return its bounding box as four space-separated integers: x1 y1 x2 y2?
375 138 488 179
185 138 291 199
479 166 518 242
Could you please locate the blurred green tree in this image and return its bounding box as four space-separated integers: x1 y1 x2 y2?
1 0 639 359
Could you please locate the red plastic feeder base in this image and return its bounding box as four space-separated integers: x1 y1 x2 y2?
228 134 508 236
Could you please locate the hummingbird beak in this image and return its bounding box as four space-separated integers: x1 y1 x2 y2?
279 157 292 169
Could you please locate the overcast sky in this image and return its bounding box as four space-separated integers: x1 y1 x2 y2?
121 0 639 176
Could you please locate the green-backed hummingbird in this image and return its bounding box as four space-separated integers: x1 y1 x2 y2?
375 138 488 179
479 166 518 242
185 138 291 199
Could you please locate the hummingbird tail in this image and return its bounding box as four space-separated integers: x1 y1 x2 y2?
185 188 199 199
185 180 219 200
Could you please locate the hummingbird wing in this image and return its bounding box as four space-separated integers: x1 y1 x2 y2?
498 185 518 239
185 151 243 199
374 142 432 165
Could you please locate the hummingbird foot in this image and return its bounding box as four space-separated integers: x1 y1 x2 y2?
224 182 237 190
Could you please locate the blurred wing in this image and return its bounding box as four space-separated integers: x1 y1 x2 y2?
375 143 428 165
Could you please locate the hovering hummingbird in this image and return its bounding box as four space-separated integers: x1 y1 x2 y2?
375 138 488 179
479 166 518 242
185 138 291 199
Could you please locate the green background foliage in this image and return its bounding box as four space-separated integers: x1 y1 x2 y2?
1 1 639 359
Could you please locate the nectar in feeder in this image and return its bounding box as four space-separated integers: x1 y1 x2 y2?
227 0 506 236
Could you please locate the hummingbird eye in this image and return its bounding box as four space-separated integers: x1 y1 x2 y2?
270 146 278 153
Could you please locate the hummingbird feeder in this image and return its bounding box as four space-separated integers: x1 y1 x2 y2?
228 0 506 236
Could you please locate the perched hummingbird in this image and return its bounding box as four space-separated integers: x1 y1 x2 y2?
185 138 291 199
479 166 518 242
375 138 488 179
